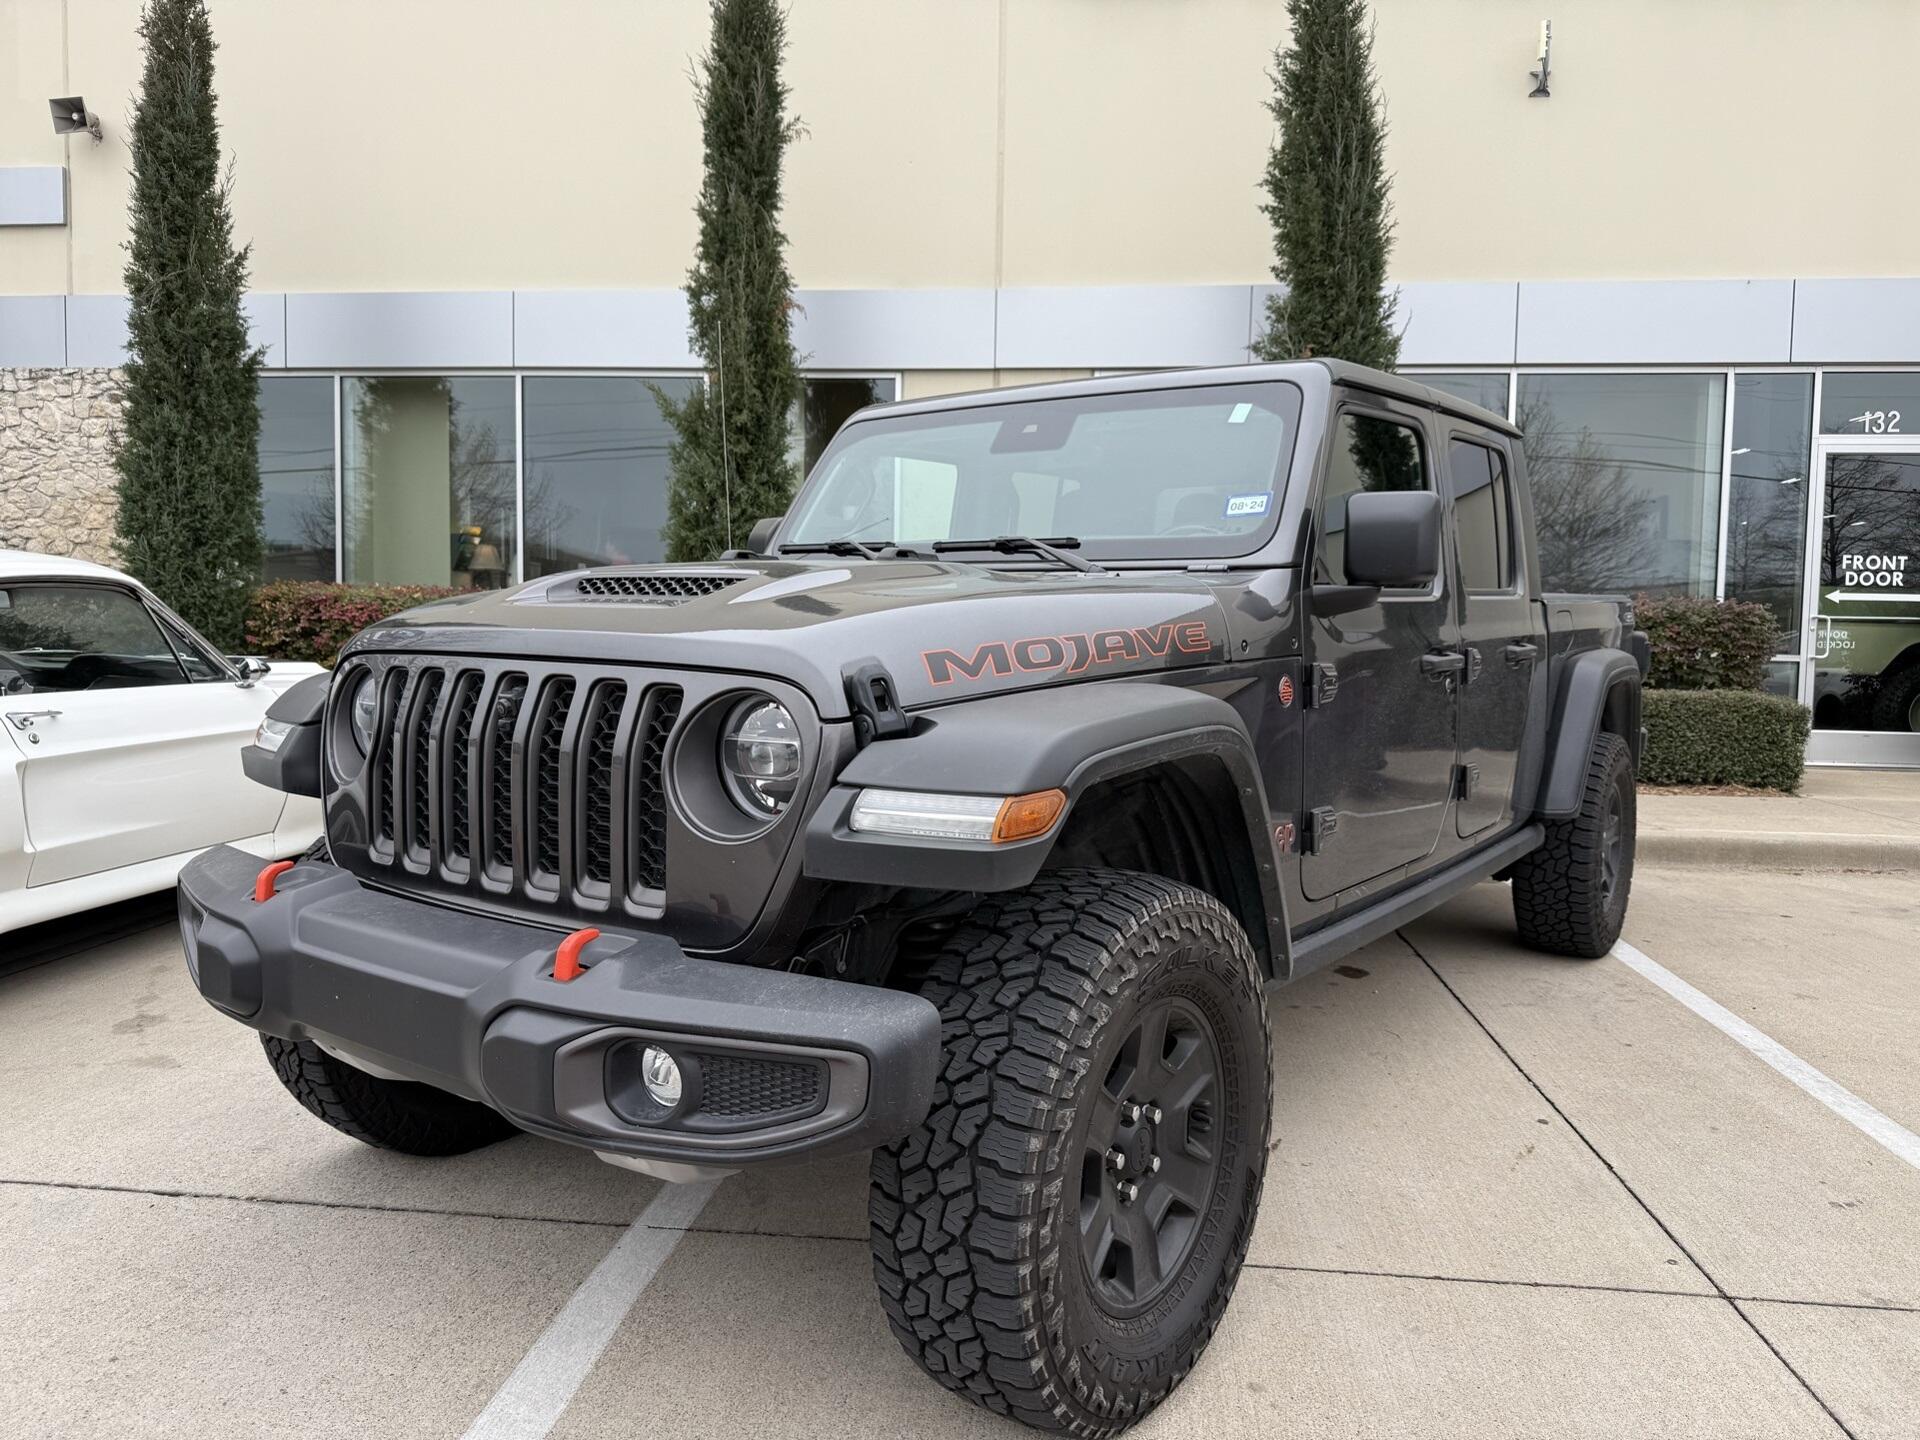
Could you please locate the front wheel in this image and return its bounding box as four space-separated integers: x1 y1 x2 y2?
261 1035 518 1156
1512 730 1636 959
870 871 1272 1435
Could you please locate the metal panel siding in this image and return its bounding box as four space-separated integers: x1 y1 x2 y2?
243 293 287 367
996 284 1255 368
512 289 696 368
1791 279 1920 363
1396 281 1519 366
1516 279 1793 364
65 295 132 366
285 291 513 369
0 295 67 365
794 288 995 369
0 167 66 226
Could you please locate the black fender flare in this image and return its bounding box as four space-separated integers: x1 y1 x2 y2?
801 682 1290 968
1536 649 1642 819
240 672 329 799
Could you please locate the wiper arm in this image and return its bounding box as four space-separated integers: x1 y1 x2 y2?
777 538 889 559
931 535 1104 573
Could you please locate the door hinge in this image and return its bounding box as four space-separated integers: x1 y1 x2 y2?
1308 662 1339 707
1454 762 1480 800
1303 806 1340 854
1464 646 1483 684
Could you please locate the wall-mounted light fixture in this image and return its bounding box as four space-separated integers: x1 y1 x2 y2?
49 96 103 143
1529 22 1552 98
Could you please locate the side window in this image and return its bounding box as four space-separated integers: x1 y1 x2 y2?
1448 439 1516 591
155 611 232 682
1316 412 1428 585
0 583 189 693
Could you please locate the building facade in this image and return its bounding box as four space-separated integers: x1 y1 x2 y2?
3 0 1919 765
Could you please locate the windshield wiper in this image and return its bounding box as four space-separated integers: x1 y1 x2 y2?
931 535 1105 573
776 538 890 559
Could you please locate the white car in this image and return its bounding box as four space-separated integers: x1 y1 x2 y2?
0 549 324 934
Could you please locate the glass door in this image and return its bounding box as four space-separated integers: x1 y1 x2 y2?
1803 442 1920 766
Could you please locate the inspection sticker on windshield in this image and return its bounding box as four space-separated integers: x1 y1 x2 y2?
1224 492 1271 518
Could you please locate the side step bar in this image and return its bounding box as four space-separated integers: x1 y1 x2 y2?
1285 824 1545 981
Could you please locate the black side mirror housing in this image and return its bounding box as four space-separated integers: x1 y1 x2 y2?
745 516 784 556
1344 491 1442 589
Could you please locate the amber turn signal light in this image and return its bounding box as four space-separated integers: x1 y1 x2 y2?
992 789 1067 843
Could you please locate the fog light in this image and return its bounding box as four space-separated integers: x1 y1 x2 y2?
640 1046 683 1106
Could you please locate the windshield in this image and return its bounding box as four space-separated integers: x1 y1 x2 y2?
785 381 1303 561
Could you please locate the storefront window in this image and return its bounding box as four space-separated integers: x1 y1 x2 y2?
1412 372 1510 419
522 376 697 576
791 377 899 479
1724 374 1813 647
1516 373 1726 597
1818 372 1920 436
341 377 516 589
258 377 336 580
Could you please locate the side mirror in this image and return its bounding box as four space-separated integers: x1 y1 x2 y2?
230 655 272 681
745 515 784 556
1344 491 1442 589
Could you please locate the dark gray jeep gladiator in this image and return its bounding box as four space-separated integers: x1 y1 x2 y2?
180 360 1647 1435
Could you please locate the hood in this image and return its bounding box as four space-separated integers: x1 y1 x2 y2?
340 559 1236 718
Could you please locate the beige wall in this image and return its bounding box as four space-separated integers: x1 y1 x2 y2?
4 0 1916 296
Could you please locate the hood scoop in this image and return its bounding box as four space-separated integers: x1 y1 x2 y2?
555 571 751 604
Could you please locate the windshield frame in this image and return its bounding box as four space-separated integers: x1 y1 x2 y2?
783 378 1306 566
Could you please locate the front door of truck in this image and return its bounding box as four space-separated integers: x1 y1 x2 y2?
1445 435 1538 836
1300 403 1457 900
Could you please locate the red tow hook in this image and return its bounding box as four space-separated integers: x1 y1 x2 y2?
553 927 602 983
253 860 297 903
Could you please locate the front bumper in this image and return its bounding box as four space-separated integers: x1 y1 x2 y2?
177 845 940 1169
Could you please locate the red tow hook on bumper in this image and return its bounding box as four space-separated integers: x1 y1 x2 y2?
253 860 296 903
552 927 602 983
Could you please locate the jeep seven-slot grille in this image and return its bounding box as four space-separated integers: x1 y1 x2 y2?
366 662 682 917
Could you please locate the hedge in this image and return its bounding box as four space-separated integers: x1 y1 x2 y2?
1640 689 1811 791
1635 593 1778 691
244 580 460 666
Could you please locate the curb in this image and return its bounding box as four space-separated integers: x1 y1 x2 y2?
1639 829 1920 871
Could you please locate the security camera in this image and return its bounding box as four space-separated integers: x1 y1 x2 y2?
49 96 103 143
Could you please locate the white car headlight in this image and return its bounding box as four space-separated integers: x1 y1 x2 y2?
719 698 803 817
253 717 294 753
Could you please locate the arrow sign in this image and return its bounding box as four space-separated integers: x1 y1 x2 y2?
1826 590 1920 603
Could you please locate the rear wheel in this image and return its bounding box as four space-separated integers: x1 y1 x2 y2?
870 871 1271 1434
1512 730 1635 959
261 1035 517 1156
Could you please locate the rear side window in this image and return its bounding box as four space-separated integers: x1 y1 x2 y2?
1316 412 1428 585
1448 439 1516 591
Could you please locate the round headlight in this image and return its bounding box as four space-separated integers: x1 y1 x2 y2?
720 698 802 817
348 673 378 754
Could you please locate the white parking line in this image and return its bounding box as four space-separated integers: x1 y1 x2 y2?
1614 939 1920 1172
460 1179 721 1440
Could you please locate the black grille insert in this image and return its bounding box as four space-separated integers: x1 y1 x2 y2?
630 687 680 896
483 675 528 882
695 1054 825 1119
565 572 745 603
578 682 626 892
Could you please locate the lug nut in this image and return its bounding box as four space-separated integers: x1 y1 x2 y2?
1122 1102 1143 1123
1117 1180 1139 1204
1144 1105 1163 1124
1107 1148 1127 1172
1148 1155 1161 1174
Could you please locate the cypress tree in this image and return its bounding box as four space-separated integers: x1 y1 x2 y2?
115 0 263 648
1254 0 1399 370
660 0 803 561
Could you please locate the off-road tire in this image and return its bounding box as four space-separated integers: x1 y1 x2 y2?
870 871 1272 1435
1512 730 1635 959
260 1035 517 1156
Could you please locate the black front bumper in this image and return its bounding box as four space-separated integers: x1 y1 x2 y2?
177 845 940 1168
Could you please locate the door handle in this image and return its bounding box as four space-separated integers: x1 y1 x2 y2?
5 710 62 731
1503 642 1540 668
1420 651 1466 678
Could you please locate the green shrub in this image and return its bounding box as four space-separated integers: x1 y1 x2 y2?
1640 689 1810 791
1635 594 1778 690
244 580 459 666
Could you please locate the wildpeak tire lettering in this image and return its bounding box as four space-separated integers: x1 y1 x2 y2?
922 622 1212 685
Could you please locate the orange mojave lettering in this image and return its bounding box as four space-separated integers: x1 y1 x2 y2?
923 622 1212 685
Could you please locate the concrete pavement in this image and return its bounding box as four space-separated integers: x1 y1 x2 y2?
3 863 1917 1438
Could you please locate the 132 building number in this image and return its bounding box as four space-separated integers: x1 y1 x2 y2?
1849 410 1902 433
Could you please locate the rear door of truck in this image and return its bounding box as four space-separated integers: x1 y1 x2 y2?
1441 430 1544 836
